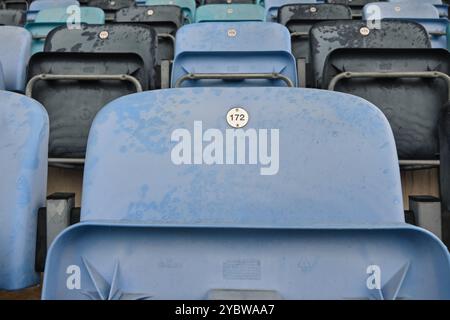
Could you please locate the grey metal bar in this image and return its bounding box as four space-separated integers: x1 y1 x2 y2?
290 31 309 39
399 160 440 166
297 58 306 88
31 35 47 40
157 33 176 51
328 71 450 101
26 73 143 97
429 31 447 36
175 72 294 88
48 158 85 164
160 60 171 89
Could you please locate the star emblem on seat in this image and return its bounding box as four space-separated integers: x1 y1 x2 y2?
81 257 152 300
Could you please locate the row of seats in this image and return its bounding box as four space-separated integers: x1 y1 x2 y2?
1 0 450 299
1 19 447 158
1 1 449 71
1 3 449 83
1 0 449 26
1 0 450 69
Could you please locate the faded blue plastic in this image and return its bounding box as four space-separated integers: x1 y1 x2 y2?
263 0 324 22
27 0 80 22
387 0 448 18
34 7 105 23
42 88 450 299
25 7 106 54
81 88 402 224
42 224 450 299
363 3 448 49
435 5 449 18
145 0 196 22
416 19 449 49
195 4 265 22
0 91 48 290
371 2 440 19
172 22 297 87
0 26 31 92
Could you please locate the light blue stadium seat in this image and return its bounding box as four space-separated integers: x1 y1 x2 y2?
42 87 450 299
262 0 324 22
27 0 80 22
387 0 448 18
0 26 31 92
171 22 297 87
195 4 265 22
0 91 48 291
34 6 105 23
145 0 196 22
25 7 105 54
362 3 449 49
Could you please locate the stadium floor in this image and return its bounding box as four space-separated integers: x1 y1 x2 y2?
0 285 41 300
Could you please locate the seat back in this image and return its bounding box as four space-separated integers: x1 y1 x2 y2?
325 0 380 18
115 6 184 62
387 0 448 18
34 6 105 23
26 7 106 54
0 9 25 25
278 3 351 87
0 0 28 10
44 24 158 89
80 87 403 225
369 2 440 19
26 52 147 159
195 4 265 22
323 48 450 161
362 3 448 49
115 5 184 29
0 90 48 290
0 26 31 91
172 22 297 87
204 0 255 3
145 0 196 22
264 0 323 22
27 0 80 22
310 20 431 87
87 0 134 21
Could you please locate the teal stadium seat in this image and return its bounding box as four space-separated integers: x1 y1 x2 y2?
145 0 196 22
25 7 105 54
195 4 265 22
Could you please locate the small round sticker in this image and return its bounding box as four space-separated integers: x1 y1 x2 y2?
226 107 249 128
360 27 370 36
109 0 116 6
227 28 237 37
395 6 401 12
99 31 109 39
147 9 154 15
310 6 317 13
